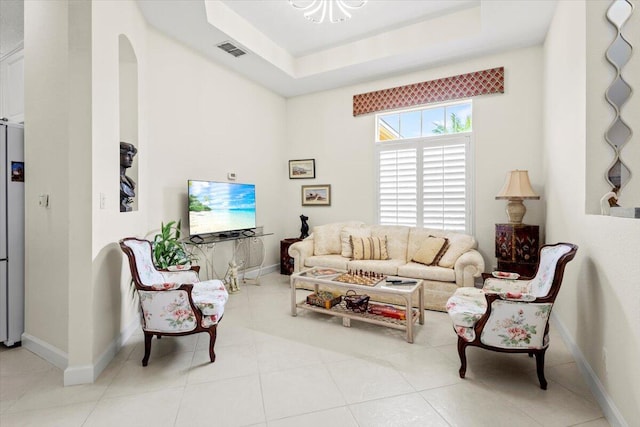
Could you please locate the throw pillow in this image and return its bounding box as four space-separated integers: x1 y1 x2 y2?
438 234 476 268
351 236 389 260
340 227 371 258
412 236 449 266
313 222 364 255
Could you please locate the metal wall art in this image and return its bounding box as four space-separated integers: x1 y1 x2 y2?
605 0 634 194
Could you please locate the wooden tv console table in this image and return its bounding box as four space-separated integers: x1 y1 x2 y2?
290 268 424 343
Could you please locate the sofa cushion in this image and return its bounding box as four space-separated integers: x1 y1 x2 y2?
351 236 389 260
407 228 476 268
412 236 449 266
369 225 410 261
304 255 349 271
397 262 456 282
438 233 476 268
340 226 371 258
313 221 364 255
347 259 405 276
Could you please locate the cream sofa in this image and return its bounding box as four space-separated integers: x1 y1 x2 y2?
288 221 485 311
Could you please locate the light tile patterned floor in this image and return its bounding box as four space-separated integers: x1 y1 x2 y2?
0 272 610 426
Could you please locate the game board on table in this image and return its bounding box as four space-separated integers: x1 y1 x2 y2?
332 270 387 286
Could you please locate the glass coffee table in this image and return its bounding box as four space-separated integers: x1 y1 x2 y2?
290 267 424 343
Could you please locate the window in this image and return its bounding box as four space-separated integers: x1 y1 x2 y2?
376 101 473 233
377 101 472 142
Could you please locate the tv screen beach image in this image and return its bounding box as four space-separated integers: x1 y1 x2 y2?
188 181 256 235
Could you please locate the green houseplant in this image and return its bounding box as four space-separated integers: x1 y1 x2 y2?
152 220 194 269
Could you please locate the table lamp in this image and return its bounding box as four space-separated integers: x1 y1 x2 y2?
495 170 540 224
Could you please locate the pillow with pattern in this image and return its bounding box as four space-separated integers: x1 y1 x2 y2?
350 236 389 260
412 236 449 266
340 227 371 258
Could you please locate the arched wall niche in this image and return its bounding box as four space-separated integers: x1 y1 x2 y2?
119 34 139 212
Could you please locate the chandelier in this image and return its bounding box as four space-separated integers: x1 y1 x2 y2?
289 0 368 24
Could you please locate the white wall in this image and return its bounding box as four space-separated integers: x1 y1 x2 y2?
544 1 640 425
91 0 150 373
23 0 287 383
143 28 287 276
23 0 73 356
285 46 545 265
90 0 287 374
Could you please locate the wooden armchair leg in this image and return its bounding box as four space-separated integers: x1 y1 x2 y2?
142 333 153 367
535 350 548 390
207 327 218 363
457 337 468 379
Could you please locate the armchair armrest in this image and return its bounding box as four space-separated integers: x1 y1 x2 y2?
497 291 536 302
454 249 485 287
159 270 200 284
288 238 314 273
482 277 532 294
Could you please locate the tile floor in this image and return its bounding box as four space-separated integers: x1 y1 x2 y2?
0 272 610 426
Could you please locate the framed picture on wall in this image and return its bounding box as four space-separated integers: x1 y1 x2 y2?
302 185 331 206
289 159 316 179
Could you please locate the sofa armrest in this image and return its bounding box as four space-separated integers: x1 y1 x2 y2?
454 249 485 287
288 238 314 273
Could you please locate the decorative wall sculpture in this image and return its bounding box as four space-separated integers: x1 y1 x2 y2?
604 0 634 195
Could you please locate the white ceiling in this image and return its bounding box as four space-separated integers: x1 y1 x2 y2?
0 1 558 97
221 0 479 57
137 0 558 97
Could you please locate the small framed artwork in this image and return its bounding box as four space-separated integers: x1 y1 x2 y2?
289 159 315 179
11 162 24 182
302 185 331 206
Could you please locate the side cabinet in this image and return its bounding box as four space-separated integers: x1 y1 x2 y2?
495 224 540 277
280 238 302 275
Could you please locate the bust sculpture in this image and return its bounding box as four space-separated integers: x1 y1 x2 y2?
120 141 138 212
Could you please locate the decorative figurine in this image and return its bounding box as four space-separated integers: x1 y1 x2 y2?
120 141 138 212
228 260 240 293
300 214 309 239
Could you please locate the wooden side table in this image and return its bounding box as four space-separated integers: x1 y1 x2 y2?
495 224 540 277
280 238 302 275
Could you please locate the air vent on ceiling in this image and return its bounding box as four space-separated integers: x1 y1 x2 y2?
217 41 247 58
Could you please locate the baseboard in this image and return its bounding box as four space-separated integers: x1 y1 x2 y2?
551 313 628 427
63 364 94 386
64 318 140 386
22 319 140 386
242 263 278 279
21 333 68 370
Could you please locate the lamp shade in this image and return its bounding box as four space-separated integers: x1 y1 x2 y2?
495 170 540 200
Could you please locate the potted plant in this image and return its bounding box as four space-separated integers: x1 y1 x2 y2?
152 220 194 269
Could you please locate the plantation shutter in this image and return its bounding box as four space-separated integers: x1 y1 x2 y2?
423 143 467 231
378 148 417 226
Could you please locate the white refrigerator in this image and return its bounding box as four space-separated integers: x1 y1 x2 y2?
0 121 24 346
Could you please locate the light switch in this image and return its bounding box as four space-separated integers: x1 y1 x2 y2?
38 194 49 208
100 193 106 209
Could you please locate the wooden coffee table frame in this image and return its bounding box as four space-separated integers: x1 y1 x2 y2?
290 268 424 343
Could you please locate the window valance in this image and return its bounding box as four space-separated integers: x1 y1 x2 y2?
353 67 504 117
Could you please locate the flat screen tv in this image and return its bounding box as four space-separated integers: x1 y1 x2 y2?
188 180 256 236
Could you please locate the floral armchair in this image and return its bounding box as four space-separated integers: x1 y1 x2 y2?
119 237 229 366
446 242 578 389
